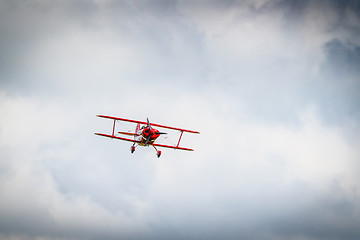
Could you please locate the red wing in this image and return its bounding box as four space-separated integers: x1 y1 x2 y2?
97 115 148 125
96 133 194 151
146 122 199 134
97 115 199 134
152 143 194 151
95 133 139 143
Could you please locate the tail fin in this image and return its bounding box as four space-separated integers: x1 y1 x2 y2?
135 123 140 135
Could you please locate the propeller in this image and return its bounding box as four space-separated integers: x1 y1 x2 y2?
144 118 153 146
147 118 152 130
144 118 167 146
156 131 167 135
145 134 151 146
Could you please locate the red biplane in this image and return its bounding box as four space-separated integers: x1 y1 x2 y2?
95 115 199 157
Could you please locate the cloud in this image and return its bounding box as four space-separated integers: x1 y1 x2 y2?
1 0 360 240
0 93 151 239
1 91 359 240
312 38 360 125
324 39 360 76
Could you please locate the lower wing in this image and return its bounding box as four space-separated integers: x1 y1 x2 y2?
152 143 194 151
95 133 194 151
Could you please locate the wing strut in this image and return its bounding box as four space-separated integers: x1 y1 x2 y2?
176 131 184 148
112 119 116 137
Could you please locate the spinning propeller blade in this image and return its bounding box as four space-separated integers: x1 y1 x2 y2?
147 118 152 130
145 134 151 146
145 118 152 146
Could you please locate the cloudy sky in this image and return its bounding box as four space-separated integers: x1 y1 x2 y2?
1 0 360 239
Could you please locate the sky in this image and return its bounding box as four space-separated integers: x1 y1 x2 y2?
0 0 360 239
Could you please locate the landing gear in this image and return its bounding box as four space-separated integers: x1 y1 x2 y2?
131 143 136 153
153 145 161 158
131 144 162 157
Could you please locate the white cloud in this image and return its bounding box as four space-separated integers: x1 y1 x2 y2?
0 93 152 239
2 84 359 239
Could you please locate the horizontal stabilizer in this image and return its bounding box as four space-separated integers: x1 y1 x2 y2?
118 131 137 136
95 133 139 143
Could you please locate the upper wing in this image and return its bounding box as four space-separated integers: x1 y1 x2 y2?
95 133 139 143
152 143 194 151
97 115 200 134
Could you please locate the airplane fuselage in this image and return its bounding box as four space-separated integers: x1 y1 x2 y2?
135 126 162 146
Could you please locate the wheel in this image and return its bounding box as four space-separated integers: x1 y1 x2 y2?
131 146 135 153
157 151 161 158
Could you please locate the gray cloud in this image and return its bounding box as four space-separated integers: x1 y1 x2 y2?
324 39 360 75
313 38 360 125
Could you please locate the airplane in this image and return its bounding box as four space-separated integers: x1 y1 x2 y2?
95 115 200 157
